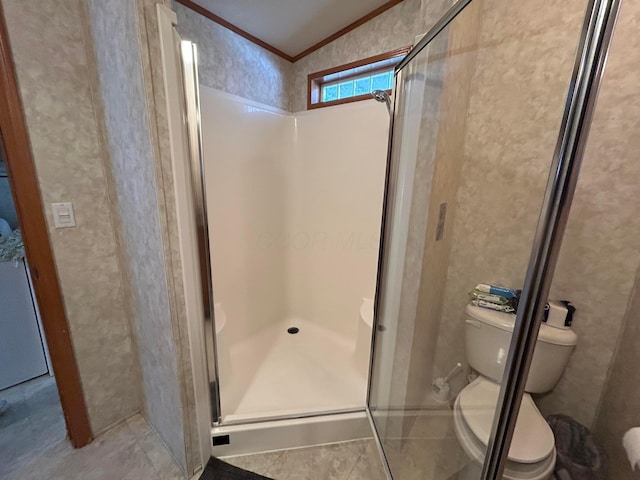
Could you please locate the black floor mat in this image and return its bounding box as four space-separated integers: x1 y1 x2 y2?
198 457 274 480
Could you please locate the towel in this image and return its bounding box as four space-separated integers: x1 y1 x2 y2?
470 289 510 305
471 299 515 313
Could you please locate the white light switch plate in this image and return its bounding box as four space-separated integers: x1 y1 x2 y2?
51 202 76 228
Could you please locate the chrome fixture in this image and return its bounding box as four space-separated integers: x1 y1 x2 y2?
371 90 391 113
180 40 222 424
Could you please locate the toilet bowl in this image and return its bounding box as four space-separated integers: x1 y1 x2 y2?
453 304 577 479
453 377 556 480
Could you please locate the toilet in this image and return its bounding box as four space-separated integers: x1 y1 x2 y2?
453 304 577 480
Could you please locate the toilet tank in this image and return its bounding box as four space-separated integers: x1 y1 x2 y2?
464 304 577 393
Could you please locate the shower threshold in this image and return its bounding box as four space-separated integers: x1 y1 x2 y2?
211 410 373 457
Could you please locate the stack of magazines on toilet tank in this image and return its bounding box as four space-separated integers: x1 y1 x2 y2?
469 283 519 313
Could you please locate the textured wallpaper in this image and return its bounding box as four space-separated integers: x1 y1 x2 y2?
289 0 426 113
431 0 588 397
595 277 640 479
172 0 437 114
544 0 640 429
5 0 636 468
136 0 202 474
403 0 482 416
1 0 140 433
431 0 640 431
174 1 292 112
84 0 187 470
591 3 640 475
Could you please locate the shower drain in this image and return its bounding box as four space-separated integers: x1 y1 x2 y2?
287 327 300 334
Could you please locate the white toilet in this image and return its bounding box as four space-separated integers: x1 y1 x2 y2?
453 304 578 480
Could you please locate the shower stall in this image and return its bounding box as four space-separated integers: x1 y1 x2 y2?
158 4 388 456
200 88 387 423
158 0 630 476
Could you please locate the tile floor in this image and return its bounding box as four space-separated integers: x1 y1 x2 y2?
221 410 471 480
0 375 187 480
0 375 67 478
0 376 466 479
4 414 189 480
222 439 387 480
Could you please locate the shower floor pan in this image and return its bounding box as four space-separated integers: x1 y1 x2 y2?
213 318 370 455
220 318 368 424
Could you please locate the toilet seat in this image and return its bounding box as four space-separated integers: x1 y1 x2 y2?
453 377 556 480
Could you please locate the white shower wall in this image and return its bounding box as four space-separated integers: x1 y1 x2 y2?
287 103 389 339
201 87 291 347
200 86 388 418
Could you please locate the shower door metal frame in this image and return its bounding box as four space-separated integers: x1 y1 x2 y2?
366 0 622 477
366 0 473 416
179 40 223 425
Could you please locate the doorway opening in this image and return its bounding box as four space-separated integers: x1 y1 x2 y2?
0 135 68 475
0 5 92 470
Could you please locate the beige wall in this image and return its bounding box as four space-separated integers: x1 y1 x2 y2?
433 0 588 396
594 270 640 479
174 1 292 111
3 0 201 473
591 2 640 476
138 1 202 474
172 0 441 113
405 0 482 414
84 0 196 472
368 1 459 442
289 0 426 113
537 0 640 426
2 0 140 433
432 0 640 432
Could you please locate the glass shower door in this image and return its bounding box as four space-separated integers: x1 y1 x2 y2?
368 0 620 478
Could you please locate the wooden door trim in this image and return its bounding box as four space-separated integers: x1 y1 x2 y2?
0 5 92 448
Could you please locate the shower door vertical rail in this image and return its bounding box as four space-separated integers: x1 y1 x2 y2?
367 0 473 423
481 0 621 477
179 41 222 425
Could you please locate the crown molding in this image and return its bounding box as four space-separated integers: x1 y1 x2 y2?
175 0 406 63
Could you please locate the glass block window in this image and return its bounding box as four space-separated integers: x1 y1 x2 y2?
308 47 411 110
321 70 394 103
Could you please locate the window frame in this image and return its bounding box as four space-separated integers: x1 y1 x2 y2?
307 47 412 110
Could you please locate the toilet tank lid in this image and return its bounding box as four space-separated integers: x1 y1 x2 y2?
466 304 577 346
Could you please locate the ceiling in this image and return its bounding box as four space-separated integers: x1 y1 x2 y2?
190 0 395 58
